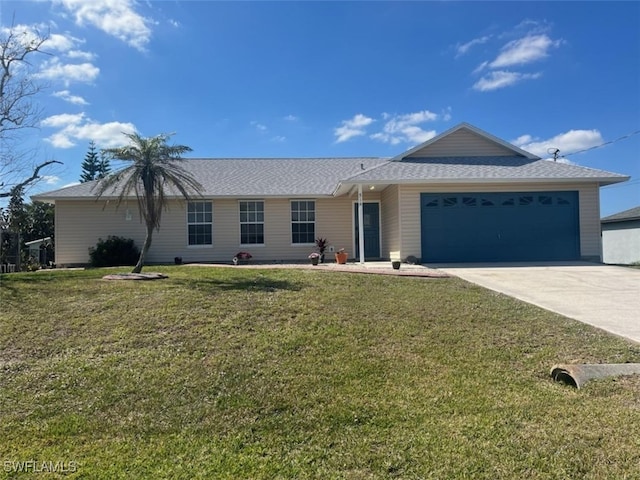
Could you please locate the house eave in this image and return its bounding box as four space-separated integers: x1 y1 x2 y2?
32 193 338 202
339 176 630 188
601 216 640 224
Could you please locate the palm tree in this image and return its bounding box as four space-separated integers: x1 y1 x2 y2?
94 133 203 273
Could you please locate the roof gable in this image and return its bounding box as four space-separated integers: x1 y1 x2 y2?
393 123 539 160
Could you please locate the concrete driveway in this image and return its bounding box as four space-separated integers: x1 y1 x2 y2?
433 262 640 344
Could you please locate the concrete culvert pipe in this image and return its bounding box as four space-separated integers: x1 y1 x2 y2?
551 363 640 389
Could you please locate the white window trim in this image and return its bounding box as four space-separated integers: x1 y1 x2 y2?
290 199 316 245
239 200 265 246
186 201 213 248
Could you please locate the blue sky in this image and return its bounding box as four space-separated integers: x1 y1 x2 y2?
2 0 639 216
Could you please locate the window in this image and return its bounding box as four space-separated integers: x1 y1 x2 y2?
291 200 315 244
519 195 534 206
443 197 458 207
538 195 553 205
187 201 212 246
462 197 477 207
240 200 264 245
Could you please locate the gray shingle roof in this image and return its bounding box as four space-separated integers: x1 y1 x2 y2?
33 155 629 201
34 157 388 199
601 206 640 223
344 156 629 185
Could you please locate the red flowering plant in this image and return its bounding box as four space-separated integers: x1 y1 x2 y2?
233 251 252 265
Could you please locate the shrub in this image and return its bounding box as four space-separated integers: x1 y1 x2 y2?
89 236 140 267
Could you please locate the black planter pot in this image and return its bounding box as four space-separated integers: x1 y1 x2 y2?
392 261 401 270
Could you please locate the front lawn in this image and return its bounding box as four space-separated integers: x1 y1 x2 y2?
1 267 639 479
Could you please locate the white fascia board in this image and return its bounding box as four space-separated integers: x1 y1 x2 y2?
338 176 629 188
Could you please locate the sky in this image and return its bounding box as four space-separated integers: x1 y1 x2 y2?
1 0 639 216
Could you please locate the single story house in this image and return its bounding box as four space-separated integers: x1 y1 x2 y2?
33 123 629 266
601 206 640 265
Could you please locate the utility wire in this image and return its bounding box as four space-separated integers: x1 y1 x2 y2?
557 129 640 160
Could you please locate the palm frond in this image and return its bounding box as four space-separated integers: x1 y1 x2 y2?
93 132 203 231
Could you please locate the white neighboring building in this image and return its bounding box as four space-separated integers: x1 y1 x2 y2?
601 206 640 265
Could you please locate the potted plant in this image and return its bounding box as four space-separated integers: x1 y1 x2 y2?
308 252 320 265
335 248 348 264
315 237 328 263
391 260 401 270
233 251 252 265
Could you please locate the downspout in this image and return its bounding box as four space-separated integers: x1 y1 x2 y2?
358 183 365 265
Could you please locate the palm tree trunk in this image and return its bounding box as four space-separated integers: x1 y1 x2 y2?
132 225 153 273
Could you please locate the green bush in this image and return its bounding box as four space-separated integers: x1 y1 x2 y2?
88 236 140 267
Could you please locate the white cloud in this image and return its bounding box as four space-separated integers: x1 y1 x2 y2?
41 112 86 128
490 34 562 68
67 49 96 61
473 70 541 91
456 35 491 57
43 32 82 52
53 90 89 105
42 175 61 185
0 23 50 50
467 26 561 92
512 129 603 159
334 114 375 143
271 136 286 143
36 58 100 85
370 110 438 145
250 121 267 131
42 113 136 148
284 114 299 121
54 0 154 51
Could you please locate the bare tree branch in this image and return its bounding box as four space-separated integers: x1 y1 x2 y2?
0 159 62 198
0 21 58 196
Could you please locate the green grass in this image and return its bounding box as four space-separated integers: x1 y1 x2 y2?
1 266 640 479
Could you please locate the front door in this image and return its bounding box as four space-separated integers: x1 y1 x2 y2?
354 202 381 259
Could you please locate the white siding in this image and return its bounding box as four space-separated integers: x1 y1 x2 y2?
396 183 603 262
55 200 148 266
407 129 516 158
54 183 603 266
55 195 378 265
381 185 400 259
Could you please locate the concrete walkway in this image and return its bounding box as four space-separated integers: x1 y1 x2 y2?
432 262 640 344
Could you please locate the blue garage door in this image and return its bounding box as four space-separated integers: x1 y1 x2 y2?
421 191 580 262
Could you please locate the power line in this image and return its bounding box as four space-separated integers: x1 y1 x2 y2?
603 179 640 190
555 129 640 160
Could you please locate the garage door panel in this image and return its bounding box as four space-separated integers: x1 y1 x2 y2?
421 191 579 262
